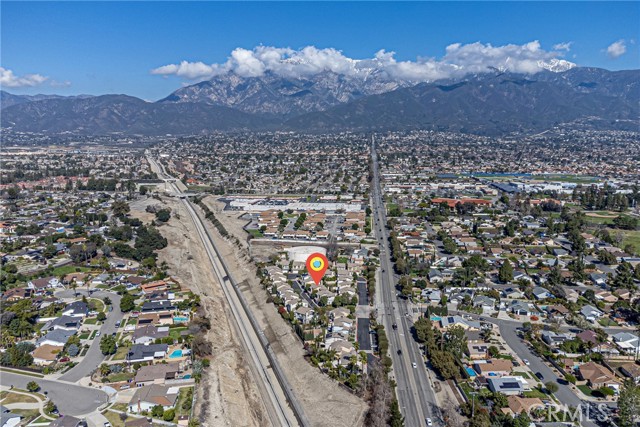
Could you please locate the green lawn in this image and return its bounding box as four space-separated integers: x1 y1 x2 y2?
247 229 263 238
84 318 98 325
79 332 90 340
599 317 618 327
169 327 188 341
523 388 548 399
107 372 134 383
50 265 92 277
89 298 105 313
109 403 129 412
126 317 137 326
512 371 530 379
112 345 131 361
621 230 640 256
89 330 97 339
0 367 43 378
578 384 594 397
175 387 194 416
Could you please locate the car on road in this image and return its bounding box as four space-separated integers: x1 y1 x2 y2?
96 331 101 337
397 349 402 355
392 323 398 330
426 418 433 426
412 362 417 369
535 372 544 380
115 321 121 327
523 359 530 365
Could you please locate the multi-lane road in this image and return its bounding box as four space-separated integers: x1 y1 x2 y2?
370 138 441 427
148 155 305 427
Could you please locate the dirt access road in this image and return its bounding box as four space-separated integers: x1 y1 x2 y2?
200 196 367 427
129 197 268 427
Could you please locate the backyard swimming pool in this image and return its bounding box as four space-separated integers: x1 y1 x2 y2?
173 316 189 323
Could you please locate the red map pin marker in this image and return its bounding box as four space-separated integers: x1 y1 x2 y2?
306 252 329 285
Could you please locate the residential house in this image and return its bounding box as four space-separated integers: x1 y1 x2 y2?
37 329 75 347
473 359 513 377
439 315 480 331
132 325 170 345
580 305 603 322
506 396 544 415
578 362 620 391
487 376 528 395
141 300 176 313
532 286 554 300
126 344 169 363
2 287 33 301
612 332 640 355
62 301 89 318
27 276 60 294
32 344 62 366
128 384 179 413
621 363 640 383
42 315 81 332
541 331 570 347
134 362 181 386
48 416 86 427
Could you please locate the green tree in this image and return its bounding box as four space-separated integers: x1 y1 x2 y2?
26 381 39 392
545 381 559 394
444 325 466 358
99 335 117 355
498 259 514 283
163 408 175 422
388 399 404 427
618 380 640 427
120 293 135 312
151 405 164 418
97 312 106 321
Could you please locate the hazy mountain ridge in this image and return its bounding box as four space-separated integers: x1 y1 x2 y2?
2 67 638 136
157 70 407 116
0 90 94 110
0 94 274 135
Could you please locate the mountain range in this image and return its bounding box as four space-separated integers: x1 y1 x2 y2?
1 67 638 136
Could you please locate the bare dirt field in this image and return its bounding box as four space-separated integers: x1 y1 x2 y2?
129 196 268 427
201 196 367 427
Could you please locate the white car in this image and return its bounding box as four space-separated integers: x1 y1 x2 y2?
523 359 530 366
426 418 433 426
412 362 417 369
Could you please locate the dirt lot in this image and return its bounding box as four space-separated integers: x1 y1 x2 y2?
201 196 367 427
129 196 268 427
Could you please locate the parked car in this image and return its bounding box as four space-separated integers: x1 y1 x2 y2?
523 359 530 366
535 372 544 380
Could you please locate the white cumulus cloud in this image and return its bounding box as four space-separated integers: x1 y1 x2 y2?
151 41 575 83
606 39 627 58
0 67 48 88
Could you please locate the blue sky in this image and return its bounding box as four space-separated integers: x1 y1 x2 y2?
2 1 638 100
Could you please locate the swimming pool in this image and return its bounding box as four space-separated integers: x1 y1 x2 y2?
169 349 183 358
430 315 442 322
173 316 188 323
465 367 477 377
182 374 191 379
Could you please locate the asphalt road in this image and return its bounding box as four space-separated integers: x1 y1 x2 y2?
371 138 441 427
57 290 123 382
1 372 108 416
357 318 372 351
453 311 608 427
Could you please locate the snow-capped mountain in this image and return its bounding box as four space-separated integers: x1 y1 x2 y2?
537 59 577 73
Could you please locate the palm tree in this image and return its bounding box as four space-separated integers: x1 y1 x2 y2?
71 282 78 298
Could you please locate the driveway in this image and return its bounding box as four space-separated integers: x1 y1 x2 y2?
0 372 108 416
56 290 123 382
